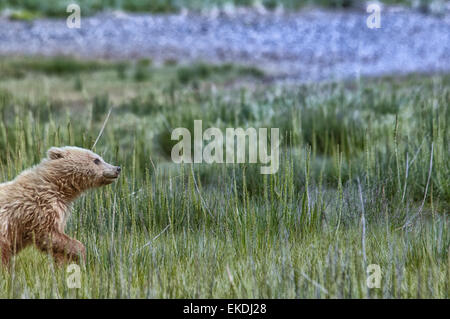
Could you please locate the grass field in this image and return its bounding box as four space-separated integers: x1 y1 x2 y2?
0 57 448 298
1 0 421 18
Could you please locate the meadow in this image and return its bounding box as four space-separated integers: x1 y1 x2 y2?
0 57 448 298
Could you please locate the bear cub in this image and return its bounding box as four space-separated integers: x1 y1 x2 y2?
0 146 121 267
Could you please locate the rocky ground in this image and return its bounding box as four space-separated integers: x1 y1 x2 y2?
1 6 449 82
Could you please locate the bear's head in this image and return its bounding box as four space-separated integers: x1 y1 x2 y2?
43 146 121 192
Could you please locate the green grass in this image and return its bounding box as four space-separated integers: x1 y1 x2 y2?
0 57 126 77
0 0 419 18
0 57 448 298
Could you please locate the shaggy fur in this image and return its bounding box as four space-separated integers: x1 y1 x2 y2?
0 146 120 267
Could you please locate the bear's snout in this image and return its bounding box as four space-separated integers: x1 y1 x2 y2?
113 166 121 177
103 165 121 179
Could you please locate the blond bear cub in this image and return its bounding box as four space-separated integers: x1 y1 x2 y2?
0 146 121 267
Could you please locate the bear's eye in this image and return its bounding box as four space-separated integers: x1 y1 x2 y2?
94 159 101 165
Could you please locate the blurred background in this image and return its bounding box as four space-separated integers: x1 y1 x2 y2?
1 0 449 81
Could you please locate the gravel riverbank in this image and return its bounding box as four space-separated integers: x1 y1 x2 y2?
1 6 449 82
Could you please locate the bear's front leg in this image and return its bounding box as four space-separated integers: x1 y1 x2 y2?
36 231 86 265
0 239 12 268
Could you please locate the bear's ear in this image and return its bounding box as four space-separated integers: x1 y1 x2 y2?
47 147 66 160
